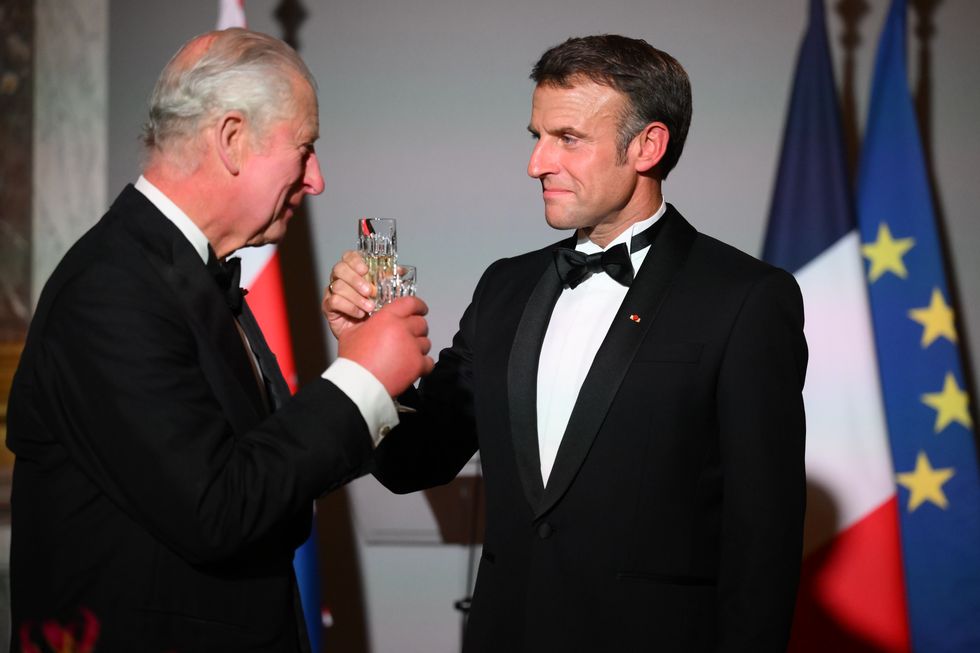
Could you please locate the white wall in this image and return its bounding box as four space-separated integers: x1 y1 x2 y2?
105 1 980 651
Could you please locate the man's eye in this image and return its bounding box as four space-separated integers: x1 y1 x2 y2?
560 134 578 145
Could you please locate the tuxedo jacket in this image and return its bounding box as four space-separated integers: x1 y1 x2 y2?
374 205 807 652
6 186 373 652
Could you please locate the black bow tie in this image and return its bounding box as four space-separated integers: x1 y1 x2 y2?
554 244 633 289
553 220 660 289
207 250 246 315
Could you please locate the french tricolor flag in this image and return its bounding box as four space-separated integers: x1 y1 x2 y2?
764 1 907 650
767 1 980 651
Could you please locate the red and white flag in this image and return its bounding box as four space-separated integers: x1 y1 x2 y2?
215 0 299 392
216 0 247 30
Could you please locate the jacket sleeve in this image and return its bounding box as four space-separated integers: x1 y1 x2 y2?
715 267 808 651
26 260 374 565
370 262 503 493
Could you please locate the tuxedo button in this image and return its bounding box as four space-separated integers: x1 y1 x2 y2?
537 522 554 539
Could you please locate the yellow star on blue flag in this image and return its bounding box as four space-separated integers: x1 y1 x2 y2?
908 287 957 347
921 372 973 433
861 222 915 282
896 451 955 511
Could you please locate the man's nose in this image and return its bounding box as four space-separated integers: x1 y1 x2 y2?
305 153 325 195
527 140 557 179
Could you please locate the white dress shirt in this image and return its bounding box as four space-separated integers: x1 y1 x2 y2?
134 176 397 445
536 201 667 485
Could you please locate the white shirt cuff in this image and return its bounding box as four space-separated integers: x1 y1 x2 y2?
322 358 399 447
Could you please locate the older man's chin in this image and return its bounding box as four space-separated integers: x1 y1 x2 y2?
244 210 296 248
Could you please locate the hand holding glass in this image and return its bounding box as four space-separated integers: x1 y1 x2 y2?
356 219 419 413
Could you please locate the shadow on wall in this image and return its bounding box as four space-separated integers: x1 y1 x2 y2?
789 480 904 653
280 196 371 653
273 2 372 650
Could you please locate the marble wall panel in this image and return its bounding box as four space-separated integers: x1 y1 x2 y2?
32 0 107 306
0 1 33 342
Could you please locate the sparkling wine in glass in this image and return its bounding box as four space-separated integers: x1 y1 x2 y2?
377 264 417 306
357 218 397 310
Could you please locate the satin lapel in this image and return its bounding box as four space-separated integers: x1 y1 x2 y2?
506 240 571 510
116 188 269 428
239 301 292 409
535 206 697 519
161 234 270 427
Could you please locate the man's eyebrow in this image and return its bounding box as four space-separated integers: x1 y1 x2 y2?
527 124 586 138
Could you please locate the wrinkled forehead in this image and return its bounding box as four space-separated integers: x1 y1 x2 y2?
292 77 320 137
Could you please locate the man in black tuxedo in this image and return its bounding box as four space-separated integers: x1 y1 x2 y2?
326 35 806 651
6 28 432 652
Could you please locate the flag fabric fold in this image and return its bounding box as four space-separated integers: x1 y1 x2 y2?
216 0 247 31
764 1 909 651
856 0 980 650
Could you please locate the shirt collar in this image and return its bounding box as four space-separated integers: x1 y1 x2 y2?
576 198 667 254
134 175 211 263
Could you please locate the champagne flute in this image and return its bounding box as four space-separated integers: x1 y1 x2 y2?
388 264 419 414
357 218 397 311
377 264 417 305
357 220 417 413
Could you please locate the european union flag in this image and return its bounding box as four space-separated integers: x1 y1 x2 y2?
857 0 980 650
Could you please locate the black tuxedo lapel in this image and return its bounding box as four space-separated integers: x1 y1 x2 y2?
506 238 573 510
535 206 697 519
167 242 271 424
238 301 292 410
112 186 269 428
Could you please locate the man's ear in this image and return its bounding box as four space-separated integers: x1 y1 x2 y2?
633 121 669 174
215 111 247 175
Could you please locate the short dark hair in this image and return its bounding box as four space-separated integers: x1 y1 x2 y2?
530 34 692 178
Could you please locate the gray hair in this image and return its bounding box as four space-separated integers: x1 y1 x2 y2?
141 28 317 156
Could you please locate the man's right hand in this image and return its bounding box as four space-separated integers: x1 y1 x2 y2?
322 250 376 340
336 296 434 396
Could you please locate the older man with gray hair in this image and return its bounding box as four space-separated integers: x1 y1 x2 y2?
6 28 431 651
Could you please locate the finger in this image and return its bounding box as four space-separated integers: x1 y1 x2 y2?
324 290 371 321
385 296 428 317
331 261 374 298
416 336 432 356
406 315 429 338
420 355 435 376
341 249 369 274
328 278 376 314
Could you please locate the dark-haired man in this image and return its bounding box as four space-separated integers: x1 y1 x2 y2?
327 34 806 652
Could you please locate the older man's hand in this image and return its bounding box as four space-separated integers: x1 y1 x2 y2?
335 296 434 396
